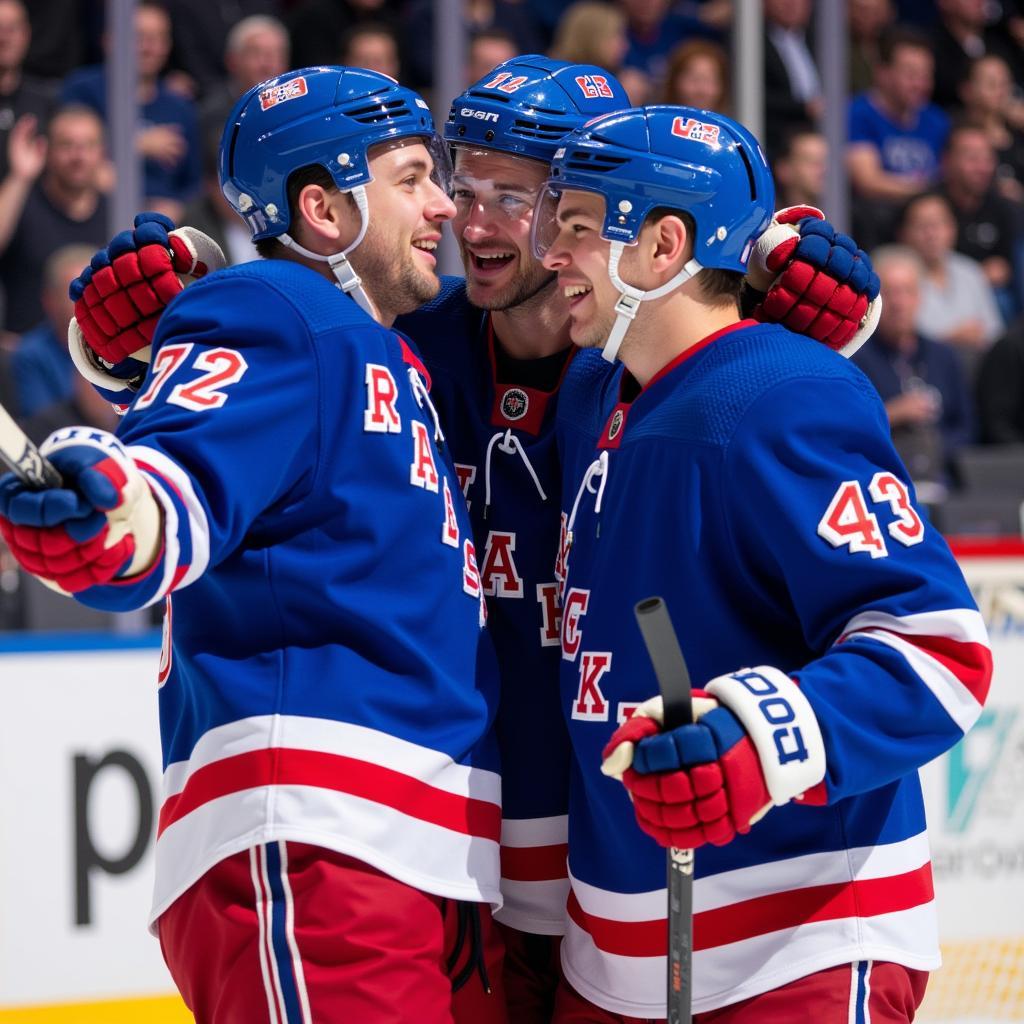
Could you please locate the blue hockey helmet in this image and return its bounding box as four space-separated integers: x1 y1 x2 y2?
532 106 775 362
220 66 445 242
535 105 774 272
444 54 630 164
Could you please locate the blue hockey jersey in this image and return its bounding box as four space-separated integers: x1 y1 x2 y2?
397 278 572 934
72 260 502 924
555 321 992 1016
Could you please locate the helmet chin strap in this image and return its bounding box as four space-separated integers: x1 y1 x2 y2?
602 241 703 364
279 186 377 320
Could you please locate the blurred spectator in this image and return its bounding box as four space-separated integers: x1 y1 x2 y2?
849 0 896 94
467 29 518 86
161 0 281 101
402 0 544 92
847 26 949 248
61 0 201 223
898 191 1003 363
22 0 100 81
0 0 56 182
939 122 1023 314
853 245 974 500
11 243 117 435
773 127 827 209
0 105 107 334
182 150 256 269
550 2 645 103
618 0 720 97
660 38 729 113
341 23 400 81
287 0 400 72
959 55 1024 202
930 0 1023 112
764 0 822 157
975 314 1024 443
199 15 288 161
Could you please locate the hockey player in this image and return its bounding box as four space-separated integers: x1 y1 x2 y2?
60 61 886 1022
0 67 508 1024
532 105 992 1021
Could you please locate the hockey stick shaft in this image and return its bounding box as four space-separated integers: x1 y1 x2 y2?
0 401 60 488
635 596 693 1024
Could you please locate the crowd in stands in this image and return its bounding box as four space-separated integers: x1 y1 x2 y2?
2 0 1024 625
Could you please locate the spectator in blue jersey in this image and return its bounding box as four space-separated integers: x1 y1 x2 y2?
61 0 200 223
534 104 989 1021
853 244 974 500
0 67 508 1024
847 26 950 249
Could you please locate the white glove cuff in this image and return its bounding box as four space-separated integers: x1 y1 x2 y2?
705 666 825 806
68 317 147 399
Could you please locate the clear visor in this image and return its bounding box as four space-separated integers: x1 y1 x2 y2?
369 133 453 195
450 147 546 225
529 185 564 259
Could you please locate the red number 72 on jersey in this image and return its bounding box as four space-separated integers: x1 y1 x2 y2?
818 474 925 559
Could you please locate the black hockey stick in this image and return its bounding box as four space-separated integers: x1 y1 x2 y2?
0 400 60 488
635 596 693 1024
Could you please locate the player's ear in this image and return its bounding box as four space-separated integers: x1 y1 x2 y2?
295 184 357 249
647 213 688 277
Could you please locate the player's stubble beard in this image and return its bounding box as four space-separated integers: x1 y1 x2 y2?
354 225 443 321
461 243 558 312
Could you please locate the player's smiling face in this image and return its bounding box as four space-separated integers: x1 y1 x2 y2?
540 189 623 350
352 138 456 319
451 148 556 311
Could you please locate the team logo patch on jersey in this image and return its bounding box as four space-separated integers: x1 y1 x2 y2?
500 387 529 421
671 116 721 146
608 409 624 441
259 77 308 111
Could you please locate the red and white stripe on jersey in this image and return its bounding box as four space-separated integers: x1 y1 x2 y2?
496 814 569 935
149 715 502 927
562 831 940 1017
839 608 991 732
128 443 210 601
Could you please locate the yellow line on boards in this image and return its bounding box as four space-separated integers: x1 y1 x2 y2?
0 995 193 1022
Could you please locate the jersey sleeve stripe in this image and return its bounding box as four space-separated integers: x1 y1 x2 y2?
841 629 989 732
837 608 991 732
840 607 989 646
129 444 211 590
158 746 502 843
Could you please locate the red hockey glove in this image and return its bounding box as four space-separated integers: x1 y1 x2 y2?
602 668 827 850
0 428 162 593
746 207 882 358
67 213 226 408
